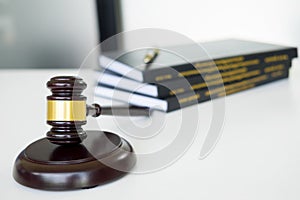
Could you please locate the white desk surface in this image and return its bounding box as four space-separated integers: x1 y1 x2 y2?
1 66 300 200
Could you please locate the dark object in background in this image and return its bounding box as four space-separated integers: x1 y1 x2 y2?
97 0 122 51
99 39 297 83
96 39 298 112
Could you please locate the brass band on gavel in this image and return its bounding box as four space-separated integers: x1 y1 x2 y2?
47 100 87 121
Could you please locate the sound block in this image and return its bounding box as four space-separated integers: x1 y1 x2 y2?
13 131 136 191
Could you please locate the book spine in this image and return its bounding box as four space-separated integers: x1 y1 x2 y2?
166 69 289 112
156 61 290 98
144 48 296 83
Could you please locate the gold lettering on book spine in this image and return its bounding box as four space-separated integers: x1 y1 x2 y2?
218 84 255 97
155 74 172 82
271 71 284 78
194 56 245 68
191 70 261 90
178 94 200 104
205 75 268 96
216 70 286 97
169 88 185 95
179 59 260 77
204 67 248 81
264 54 289 63
264 64 284 73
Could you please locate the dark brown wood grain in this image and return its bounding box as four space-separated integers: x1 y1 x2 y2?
13 131 136 190
13 76 137 190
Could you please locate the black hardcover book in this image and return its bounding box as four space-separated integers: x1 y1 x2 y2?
167 70 289 112
99 39 297 83
95 69 290 112
97 61 291 98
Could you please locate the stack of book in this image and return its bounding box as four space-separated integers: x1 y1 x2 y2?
95 39 298 112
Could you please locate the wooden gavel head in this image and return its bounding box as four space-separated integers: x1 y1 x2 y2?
46 76 149 145
46 76 99 145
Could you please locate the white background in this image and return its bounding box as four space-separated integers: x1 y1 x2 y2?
120 0 300 47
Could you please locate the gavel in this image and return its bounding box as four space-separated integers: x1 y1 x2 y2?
13 76 148 191
46 76 149 145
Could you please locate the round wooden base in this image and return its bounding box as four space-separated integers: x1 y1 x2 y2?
13 131 136 191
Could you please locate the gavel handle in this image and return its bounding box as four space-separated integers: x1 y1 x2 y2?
87 104 150 117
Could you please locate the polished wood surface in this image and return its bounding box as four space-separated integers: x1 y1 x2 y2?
13 131 136 190
13 76 137 190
